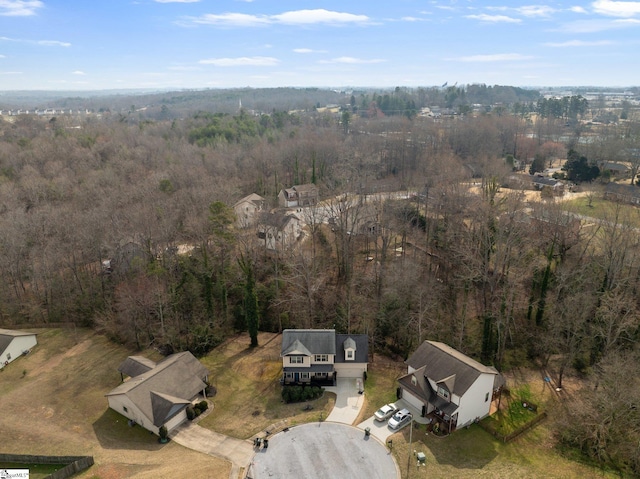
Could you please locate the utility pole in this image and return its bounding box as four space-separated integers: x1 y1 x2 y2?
406 417 413 478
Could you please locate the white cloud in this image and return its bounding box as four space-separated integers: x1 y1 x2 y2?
0 0 43 16
187 9 370 27
155 0 200 3
38 40 71 47
318 56 386 64
71 70 85 75
516 5 557 17
272 9 369 24
570 6 588 13
454 53 534 62
0 71 21 74
544 39 614 46
190 13 270 26
0 54 4 58
465 14 521 23
293 48 327 53
198 56 279 66
592 0 640 17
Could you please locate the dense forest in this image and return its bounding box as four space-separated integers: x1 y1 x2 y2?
1 86 640 474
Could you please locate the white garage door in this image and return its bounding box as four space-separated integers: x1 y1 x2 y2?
402 389 425 411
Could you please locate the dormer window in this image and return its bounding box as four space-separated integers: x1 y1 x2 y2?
343 337 356 361
437 386 450 401
290 356 303 364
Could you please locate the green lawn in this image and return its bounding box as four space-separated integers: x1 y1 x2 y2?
358 365 622 479
563 195 640 228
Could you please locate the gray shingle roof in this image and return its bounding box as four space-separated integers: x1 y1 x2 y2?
335 334 368 364
107 351 208 427
117 356 157 378
281 330 336 356
405 341 498 397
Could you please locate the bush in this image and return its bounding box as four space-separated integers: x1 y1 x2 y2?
186 406 196 420
281 385 324 403
159 425 168 440
198 400 209 412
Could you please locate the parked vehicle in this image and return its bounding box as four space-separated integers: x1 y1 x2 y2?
388 408 412 430
374 404 398 422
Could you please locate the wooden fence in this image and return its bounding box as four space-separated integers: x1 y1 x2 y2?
479 411 548 443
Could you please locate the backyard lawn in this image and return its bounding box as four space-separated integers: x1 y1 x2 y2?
198 332 335 439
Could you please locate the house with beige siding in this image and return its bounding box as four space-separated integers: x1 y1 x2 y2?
106 352 209 435
281 329 368 385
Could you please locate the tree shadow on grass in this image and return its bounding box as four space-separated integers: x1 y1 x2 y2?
422 425 498 469
93 408 165 451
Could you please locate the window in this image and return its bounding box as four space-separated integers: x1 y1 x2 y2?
346 350 354 360
6 353 10 361
314 354 328 362
437 386 450 401
290 356 304 364
485 392 490 402
301 372 310 380
123 406 128 413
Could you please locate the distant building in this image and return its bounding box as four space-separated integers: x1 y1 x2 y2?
278 184 319 208
233 193 266 228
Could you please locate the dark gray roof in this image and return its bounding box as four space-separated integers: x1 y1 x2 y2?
107 351 209 427
259 212 296 229
117 356 157 377
335 334 368 364
531 176 562 187
281 329 336 356
150 391 191 427
0 329 36 356
405 341 498 397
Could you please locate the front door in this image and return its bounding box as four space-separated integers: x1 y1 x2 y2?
294 372 299 382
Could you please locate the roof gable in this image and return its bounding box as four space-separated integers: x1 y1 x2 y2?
117 356 157 377
406 341 497 396
107 351 208 426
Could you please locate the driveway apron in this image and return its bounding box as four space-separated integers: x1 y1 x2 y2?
325 377 365 425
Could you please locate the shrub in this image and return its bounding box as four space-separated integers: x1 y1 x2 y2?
281 385 324 403
198 400 209 412
186 406 196 420
159 425 168 440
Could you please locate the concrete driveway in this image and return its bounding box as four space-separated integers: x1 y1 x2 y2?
324 377 365 425
248 422 398 479
170 422 254 479
357 399 428 444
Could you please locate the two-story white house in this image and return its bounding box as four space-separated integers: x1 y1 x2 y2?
233 193 266 228
397 340 503 432
280 329 368 385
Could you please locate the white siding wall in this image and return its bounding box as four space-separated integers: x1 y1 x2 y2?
283 355 311 368
456 373 495 427
107 395 158 435
1 334 37 369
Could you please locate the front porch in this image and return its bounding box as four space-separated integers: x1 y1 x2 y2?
282 366 336 386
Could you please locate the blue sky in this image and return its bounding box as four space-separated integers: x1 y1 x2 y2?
0 0 639 90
